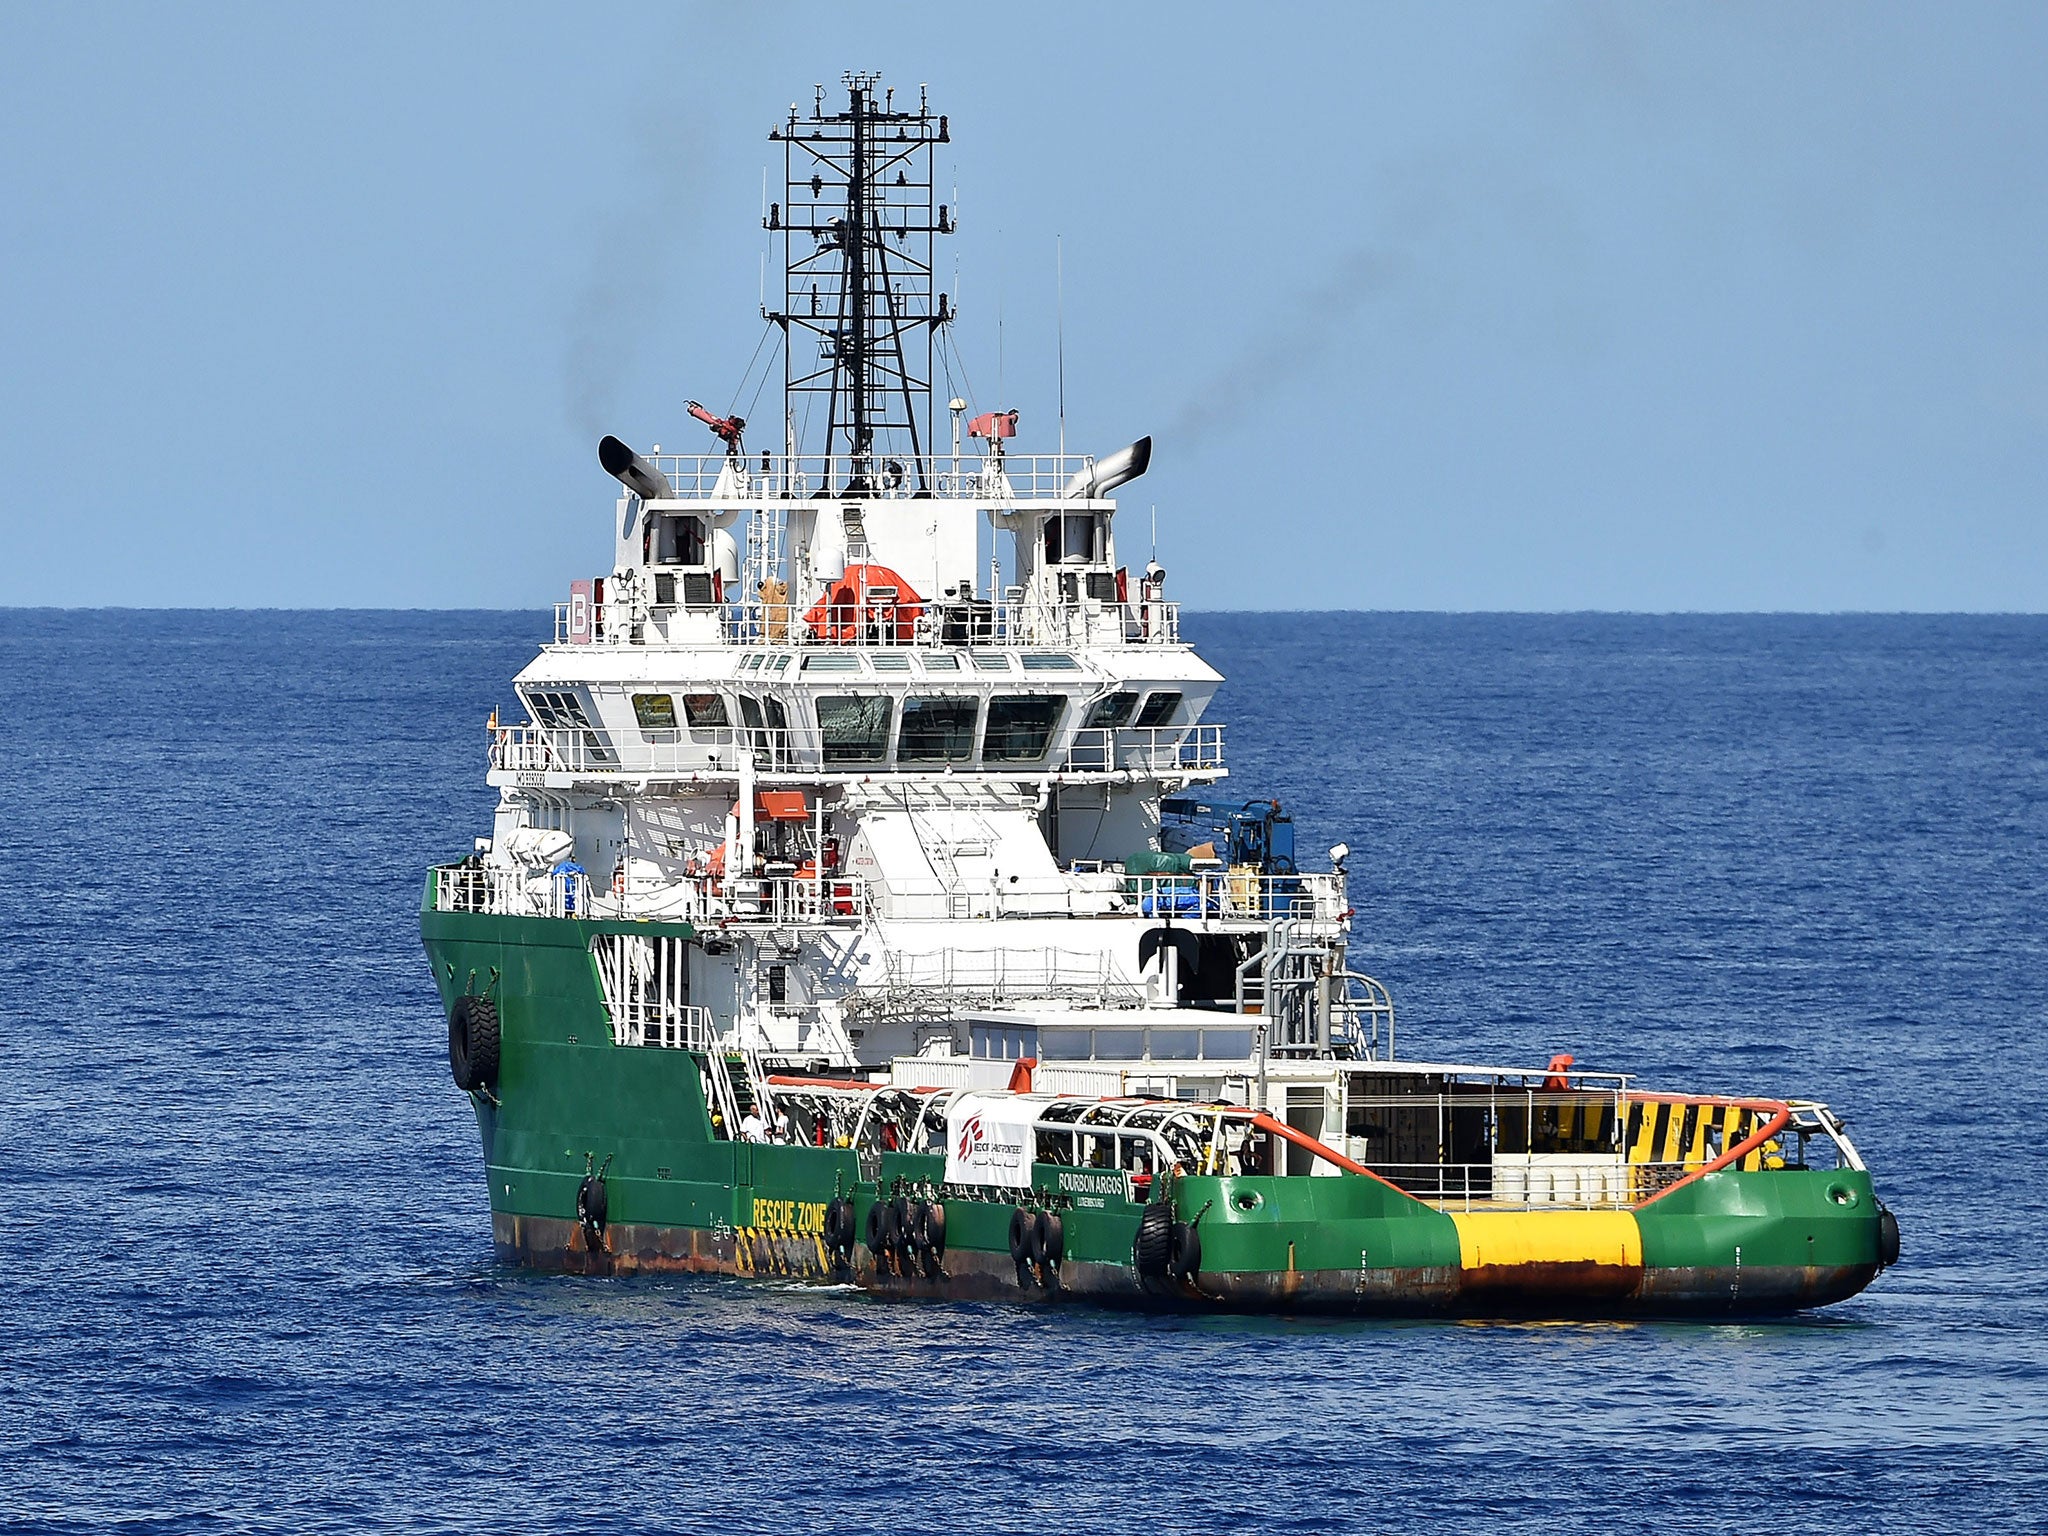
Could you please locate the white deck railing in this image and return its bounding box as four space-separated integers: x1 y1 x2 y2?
432 863 592 919
555 595 1181 649
431 864 870 927
1061 725 1222 773
1120 870 1344 922
489 723 1223 779
625 450 1128 504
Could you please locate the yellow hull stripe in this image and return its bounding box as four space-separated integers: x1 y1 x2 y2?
1450 1209 1644 1270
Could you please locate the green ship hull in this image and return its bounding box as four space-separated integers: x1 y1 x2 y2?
424 898 1887 1318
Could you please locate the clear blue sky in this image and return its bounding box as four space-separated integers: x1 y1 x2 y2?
2 2 2043 611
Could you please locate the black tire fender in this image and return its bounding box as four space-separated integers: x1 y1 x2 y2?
1008 1207 1034 1264
448 995 500 1092
1170 1220 1201 1282
1878 1203 1901 1268
1133 1203 1174 1279
925 1202 946 1258
576 1173 608 1250
1036 1210 1064 1273
865 1200 883 1254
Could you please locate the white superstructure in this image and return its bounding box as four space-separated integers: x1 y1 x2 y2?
434 75 1385 1122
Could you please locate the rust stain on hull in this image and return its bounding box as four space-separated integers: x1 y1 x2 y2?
1458 1260 1645 1303
492 1216 1875 1318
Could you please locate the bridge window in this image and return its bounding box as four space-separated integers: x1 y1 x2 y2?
632 693 677 729
528 690 592 729
740 694 789 742
681 693 729 728
1022 653 1081 672
1134 690 1182 729
897 697 980 763
816 695 893 764
1085 692 1139 729
984 695 1066 763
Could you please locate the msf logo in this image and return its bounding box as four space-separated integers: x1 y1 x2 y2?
955 1114 986 1162
955 1113 1024 1165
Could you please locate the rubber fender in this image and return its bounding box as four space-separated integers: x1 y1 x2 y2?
891 1197 915 1253
825 1198 852 1257
920 1244 943 1283
925 1202 947 1259
1133 1203 1173 1279
576 1174 607 1242
865 1201 883 1253
1008 1207 1034 1264
448 996 500 1092
876 1199 902 1253
1036 1211 1064 1272
1878 1203 1901 1268
906 1200 933 1252
1169 1220 1201 1282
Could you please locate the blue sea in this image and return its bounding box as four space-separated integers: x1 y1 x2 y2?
3 610 2045 1534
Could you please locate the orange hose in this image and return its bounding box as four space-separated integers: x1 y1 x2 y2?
1634 1104 1795 1208
1246 1112 1416 1197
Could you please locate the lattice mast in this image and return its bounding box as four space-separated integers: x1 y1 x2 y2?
766 74 954 491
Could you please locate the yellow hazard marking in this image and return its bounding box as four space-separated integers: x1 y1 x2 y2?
1627 1101 1761 1171
1450 1210 1644 1270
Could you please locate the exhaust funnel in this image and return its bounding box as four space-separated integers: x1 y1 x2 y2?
1062 436 1152 499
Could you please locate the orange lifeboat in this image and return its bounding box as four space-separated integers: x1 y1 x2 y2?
804 563 925 643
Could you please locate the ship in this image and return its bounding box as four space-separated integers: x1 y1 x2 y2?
421 75 1899 1316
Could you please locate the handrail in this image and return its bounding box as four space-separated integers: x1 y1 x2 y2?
612 449 1135 503
553 594 1183 649
489 721 1223 780
434 861 869 928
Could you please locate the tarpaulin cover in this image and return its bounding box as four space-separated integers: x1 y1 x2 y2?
754 791 809 821
805 564 924 643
